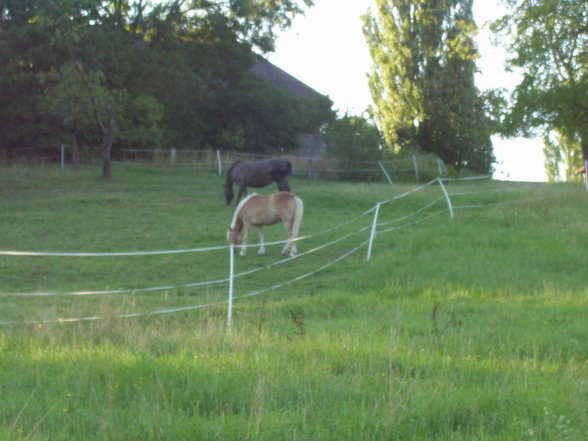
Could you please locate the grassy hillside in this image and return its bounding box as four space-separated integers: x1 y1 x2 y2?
1 164 587 440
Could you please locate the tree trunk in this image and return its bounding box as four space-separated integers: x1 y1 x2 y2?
418 119 435 154
102 152 111 179
71 132 80 170
100 105 116 180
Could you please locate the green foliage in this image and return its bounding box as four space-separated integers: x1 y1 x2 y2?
221 0 315 52
491 0 588 160
323 114 383 160
117 94 165 150
543 131 584 182
363 0 495 173
0 0 322 161
205 73 334 152
39 63 118 143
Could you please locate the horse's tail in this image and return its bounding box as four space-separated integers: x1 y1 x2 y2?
290 196 304 238
224 160 242 204
270 158 291 178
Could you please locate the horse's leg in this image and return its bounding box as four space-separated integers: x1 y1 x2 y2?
277 178 290 192
281 220 294 256
239 223 250 256
224 182 234 205
236 185 247 205
257 226 265 255
289 231 297 256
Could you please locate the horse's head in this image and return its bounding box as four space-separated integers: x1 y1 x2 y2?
227 227 241 245
224 183 234 205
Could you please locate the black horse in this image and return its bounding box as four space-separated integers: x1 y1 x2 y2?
224 158 292 205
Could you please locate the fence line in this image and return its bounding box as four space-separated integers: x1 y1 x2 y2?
0 177 540 325
0 238 370 325
69 146 443 165
0 244 228 257
377 197 445 230
453 196 548 210
379 178 439 205
0 174 487 265
3 224 368 298
378 210 447 235
2 145 447 184
449 184 533 197
0 202 378 258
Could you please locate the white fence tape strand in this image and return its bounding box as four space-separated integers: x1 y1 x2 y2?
437 178 454 219
0 238 369 325
2 223 367 298
0 245 228 257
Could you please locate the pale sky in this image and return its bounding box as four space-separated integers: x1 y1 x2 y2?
268 0 547 182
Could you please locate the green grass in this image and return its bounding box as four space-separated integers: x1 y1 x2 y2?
1 164 588 440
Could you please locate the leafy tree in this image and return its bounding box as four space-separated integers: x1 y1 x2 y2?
1 0 127 176
39 63 111 169
491 0 588 168
543 130 584 182
0 0 320 176
53 2 123 178
323 115 383 161
218 0 314 52
363 0 495 172
0 0 62 152
205 73 334 152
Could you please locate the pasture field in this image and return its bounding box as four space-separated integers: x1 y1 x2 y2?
1 163 588 440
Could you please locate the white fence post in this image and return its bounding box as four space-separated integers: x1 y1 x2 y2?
437 178 454 219
217 150 222 176
413 155 420 183
366 203 381 261
584 160 588 192
437 157 447 175
378 161 393 185
227 244 235 327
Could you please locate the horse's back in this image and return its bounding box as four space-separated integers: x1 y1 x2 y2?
270 191 295 204
267 158 291 176
240 192 299 226
239 193 281 225
229 158 291 185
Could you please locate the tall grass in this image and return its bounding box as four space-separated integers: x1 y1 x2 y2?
1 164 587 440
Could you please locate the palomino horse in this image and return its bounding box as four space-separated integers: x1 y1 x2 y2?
227 192 303 257
224 158 292 205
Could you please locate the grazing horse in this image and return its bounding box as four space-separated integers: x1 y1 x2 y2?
224 158 292 205
227 192 303 257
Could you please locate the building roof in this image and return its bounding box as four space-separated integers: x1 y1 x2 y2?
250 57 332 106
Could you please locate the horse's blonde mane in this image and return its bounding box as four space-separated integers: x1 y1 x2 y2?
230 193 257 229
